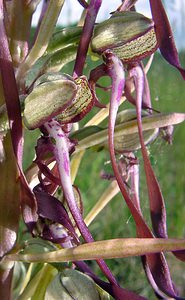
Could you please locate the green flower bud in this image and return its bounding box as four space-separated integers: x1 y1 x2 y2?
12 262 26 298
23 73 77 130
46 27 82 55
91 11 158 63
45 269 110 300
113 109 159 152
57 76 94 124
24 73 94 130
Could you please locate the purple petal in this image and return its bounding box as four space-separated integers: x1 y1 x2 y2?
33 185 79 244
149 0 185 79
106 53 181 298
129 64 167 239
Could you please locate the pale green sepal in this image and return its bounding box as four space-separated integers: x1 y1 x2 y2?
41 45 78 73
20 238 56 255
113 109 158 152
45 269 109 300
12 262 26 299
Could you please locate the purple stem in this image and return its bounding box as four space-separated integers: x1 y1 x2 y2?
73 0 102 77
0 1 23 165
77 0 89 8
44 119 117 285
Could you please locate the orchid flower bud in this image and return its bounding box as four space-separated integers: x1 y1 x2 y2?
113 109 159 152
91 11 158 63
45 27 83 55
23 73 94 130
45 269 109 300
23 73 77 129
57 76 94 124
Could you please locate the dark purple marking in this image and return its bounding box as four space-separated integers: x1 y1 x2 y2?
57 133 64 138
62 151 70 176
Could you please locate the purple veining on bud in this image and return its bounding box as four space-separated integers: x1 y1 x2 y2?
92 11 158 63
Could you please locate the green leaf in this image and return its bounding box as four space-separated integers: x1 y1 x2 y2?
45 269 109 300
46 27 82 55
7 238 185 263
75 112 185 152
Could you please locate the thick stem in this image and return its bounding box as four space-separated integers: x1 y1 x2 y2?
0 262 14 300
0 3 21 298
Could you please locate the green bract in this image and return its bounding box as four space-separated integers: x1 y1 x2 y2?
45 27 83 55
45 269 110 300
91 11 158 63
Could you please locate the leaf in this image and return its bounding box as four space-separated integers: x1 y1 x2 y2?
45 269 106 300
75 112 185 152
7 238 185 263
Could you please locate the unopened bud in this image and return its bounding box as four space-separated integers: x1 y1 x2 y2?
91 11 158 63
23 73 77 130
114 109 159 152
45 269 110 300
57 76 94 124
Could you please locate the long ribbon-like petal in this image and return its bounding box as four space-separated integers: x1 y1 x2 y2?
149 0 185 79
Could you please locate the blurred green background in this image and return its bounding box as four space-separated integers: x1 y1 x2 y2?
23 52 185 299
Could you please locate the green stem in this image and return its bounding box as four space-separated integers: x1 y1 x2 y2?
84 181 120 227
16 0 65 85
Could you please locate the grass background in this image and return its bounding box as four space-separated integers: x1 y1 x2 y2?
23 52 185 299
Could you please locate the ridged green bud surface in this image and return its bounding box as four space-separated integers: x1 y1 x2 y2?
45 269 109 300
91 11 158 63
113 109 159 152
23 73 77 129
24 74 94 129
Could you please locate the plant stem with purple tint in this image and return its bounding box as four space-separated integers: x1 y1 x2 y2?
44 119 118 285
73 0 102 77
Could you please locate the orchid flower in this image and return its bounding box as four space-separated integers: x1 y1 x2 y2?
0 1 185 300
